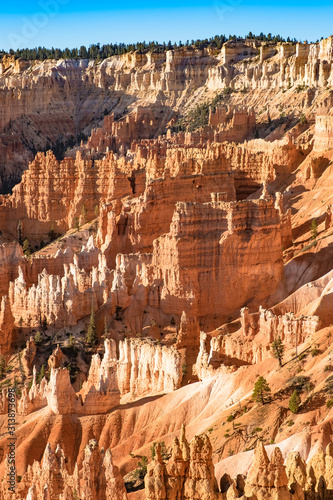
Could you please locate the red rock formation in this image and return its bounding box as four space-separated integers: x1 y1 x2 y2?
11 441 128 500
244 441 290 499
145 427 221 500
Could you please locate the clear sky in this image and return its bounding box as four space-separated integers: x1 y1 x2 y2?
0 0 332 51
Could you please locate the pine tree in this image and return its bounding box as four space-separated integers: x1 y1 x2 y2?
252 376 271 404
68 334 74 349
0 356 5 380
289 390 301 413
73 217 80 231
17 220 23 245
37 364 46 383
35 331 42 344
311 219 318 240
80 204 87 225
86 301 98 347
271 337 285 367
22 238 31 256
13 376 20 396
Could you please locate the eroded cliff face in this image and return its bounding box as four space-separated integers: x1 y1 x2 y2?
3 35 333 500
1 36 333 191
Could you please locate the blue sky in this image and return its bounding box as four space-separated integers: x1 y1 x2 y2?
0 0 332 51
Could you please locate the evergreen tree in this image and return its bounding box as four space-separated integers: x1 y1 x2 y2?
0 356 5 380
13 376 20 396
311 219 318 240
86 301 98 347
22 238 31 256
37 364 46 383
35 331 42 344
289 390 301 413
68 333 74 349
73 217 80 231
252 376 271 404
80 204 87 225
271 337 285 367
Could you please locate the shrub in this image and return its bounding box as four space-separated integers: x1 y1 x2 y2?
325 375 333 394
254 427 263 432
298 353 307 361
287 376 310 391
227 414 234 422
324 365 333 372
289 390 301 414
326 399 333 409
224 433 230 438
288 420 294 426
311 348 319 357
299 113 307 125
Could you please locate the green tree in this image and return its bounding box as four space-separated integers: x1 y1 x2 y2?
17 220 23 245
35 331 42 344
289 390 301 414
86 301 98 347
22 238 31 256
37 364 46 383
252 376 271 405
133 456 148 479
0 356 5 380
73 217 80 231
68 334 74 349
311 219 318 240
13 376 21 397
300 113 307 125
271 337 285 367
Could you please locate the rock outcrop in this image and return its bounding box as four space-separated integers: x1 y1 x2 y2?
145 426 222 500
8 440 128 500
117 338 182 397
218 442 333 500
